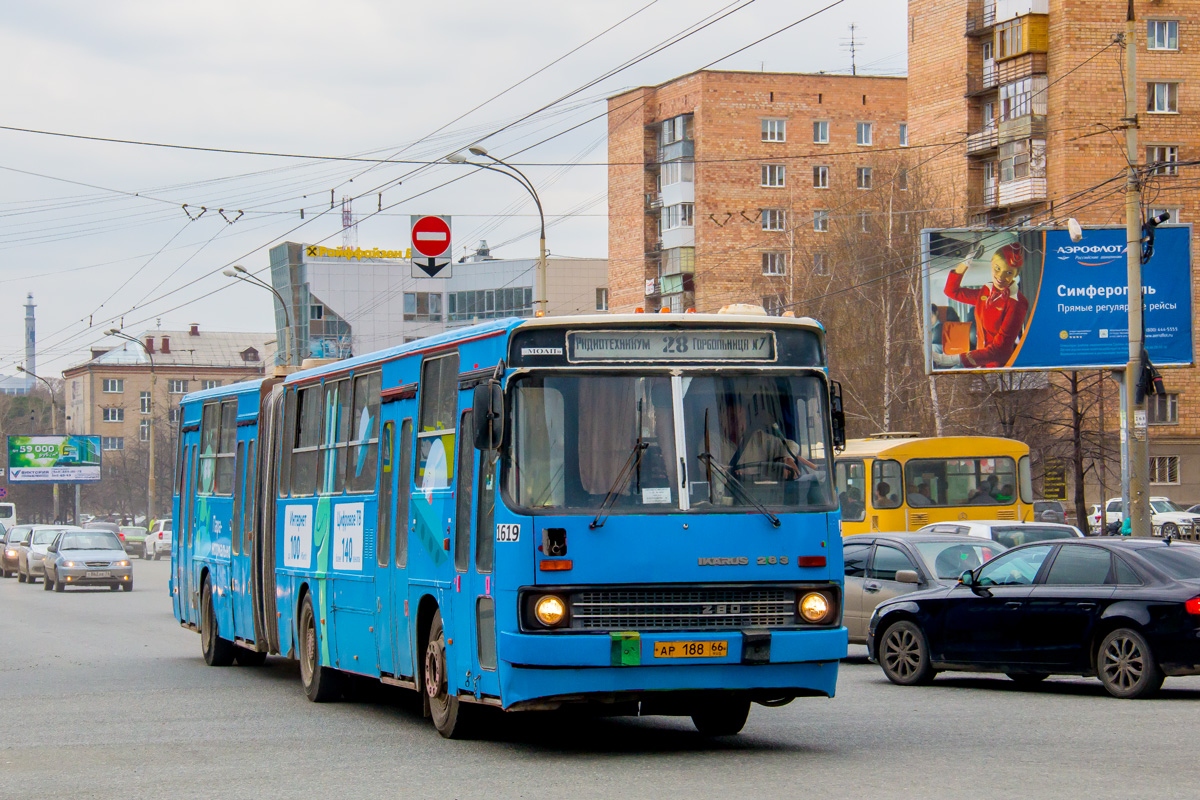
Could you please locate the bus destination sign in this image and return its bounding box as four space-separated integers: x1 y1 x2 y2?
567 329 776 362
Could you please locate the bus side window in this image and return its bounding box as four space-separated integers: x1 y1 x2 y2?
872 459 902 510
244 441 256 555
232 441 245 556
476 451 496 574
396 419 413 568
835 460 866 522
347 372 381 494
292 385 321 496
417 353 459 489
454 409 474 572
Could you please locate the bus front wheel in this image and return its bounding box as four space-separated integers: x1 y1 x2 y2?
299 594 342 702
691 696 751 736
424 610 473 739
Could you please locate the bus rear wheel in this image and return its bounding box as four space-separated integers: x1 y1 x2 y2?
201 578 236 667
691 696 751 736
424 610 473 739
299 594 342 702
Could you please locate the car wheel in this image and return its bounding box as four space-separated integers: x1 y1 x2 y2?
17 568 26 584
43 572 53 591
1161 523 1179 538
1098 628 1164 698
54 575 65 592
424 609 473 738
298 594 341 701
200 578 236 667
153 549 162 561
110 583 119 591
691 696 752 736
1006 672 1049 685
122 581 133 592
879 620 937 686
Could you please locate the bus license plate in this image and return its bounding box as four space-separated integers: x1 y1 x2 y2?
86 571 111 578
653 641 728 659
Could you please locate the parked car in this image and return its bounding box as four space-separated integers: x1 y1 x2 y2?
18 526 79 584
119 526 149 557
1090 499 1123 530
915 520 1083 548
143 519 173 560
842 532 1008 644
867 538 1200 698
1 524 30 578
1033 500 1067 524
1090 497 1200 537
42 529 133 592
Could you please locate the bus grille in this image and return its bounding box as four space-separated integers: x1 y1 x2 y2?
996 509 1017 520
570 587 796 630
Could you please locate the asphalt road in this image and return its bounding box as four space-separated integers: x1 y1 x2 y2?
2 560 1199 800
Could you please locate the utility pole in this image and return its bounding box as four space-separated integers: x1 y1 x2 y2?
1121 3 1151 537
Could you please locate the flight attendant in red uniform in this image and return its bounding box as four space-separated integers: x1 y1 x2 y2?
934 243 1028 369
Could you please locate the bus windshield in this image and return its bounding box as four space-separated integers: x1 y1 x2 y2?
903 456 1017 507
506 372 833 514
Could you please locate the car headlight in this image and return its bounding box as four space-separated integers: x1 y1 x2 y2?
115 560 130 567
534 595 567 627
4 550 14 557
64 561 75 568
799 591 832 623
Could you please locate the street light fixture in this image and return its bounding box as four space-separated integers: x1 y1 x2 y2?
446 147 548 316
105 329 157 525
224 265 292 366
17 365 62 521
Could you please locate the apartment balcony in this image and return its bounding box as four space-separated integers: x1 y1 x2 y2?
658 140 695 164
996 52 1047 85
645 192 663 210
965 0 996 36
982 179 999 208
967 62 999 95
967 127 999 156
997 175 1047 207
999 114 1047 144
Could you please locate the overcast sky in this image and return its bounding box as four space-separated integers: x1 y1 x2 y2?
0 0 906 376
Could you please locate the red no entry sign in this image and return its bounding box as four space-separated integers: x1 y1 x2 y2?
411 215 452 258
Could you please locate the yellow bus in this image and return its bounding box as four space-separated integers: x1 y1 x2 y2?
835 434 1034 534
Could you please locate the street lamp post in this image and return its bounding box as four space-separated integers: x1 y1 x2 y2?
18 365 60 521
447 147 548 316
106 330 156 524
224 266 292 366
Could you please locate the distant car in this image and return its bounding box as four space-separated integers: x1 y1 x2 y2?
2 525 31 578
119 526 149 557
1033 500 1067 524
867 538 1200 698
842 532 1008 644
42 529 133 592
915 520 1084 547
1090 497 1200 538
84 521 128 550
18 526 79 584
143 519 173 560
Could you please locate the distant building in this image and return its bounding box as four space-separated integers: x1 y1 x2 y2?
267 241 607 364
62 325 275 452
0 374 29 395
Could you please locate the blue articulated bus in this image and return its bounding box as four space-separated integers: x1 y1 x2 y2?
172 312 849 737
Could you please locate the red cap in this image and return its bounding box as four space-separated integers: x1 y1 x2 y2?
996 243 1023 270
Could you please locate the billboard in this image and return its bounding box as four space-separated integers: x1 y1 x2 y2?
922 225 1194 373
6 435 102 483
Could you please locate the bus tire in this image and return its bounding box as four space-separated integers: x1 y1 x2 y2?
201 578 236 667
424 610 472 739
299 594 342 702
691 697 751 736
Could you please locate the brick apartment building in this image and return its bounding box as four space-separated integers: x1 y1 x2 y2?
908 0 1200 501
607 70 908 314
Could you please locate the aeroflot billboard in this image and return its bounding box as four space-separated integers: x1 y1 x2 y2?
921 225 1193 373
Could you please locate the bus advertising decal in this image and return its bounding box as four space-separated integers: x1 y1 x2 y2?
332 503 365 571
284 506 313 569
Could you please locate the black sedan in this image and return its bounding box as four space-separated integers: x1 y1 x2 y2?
866 538 1200 698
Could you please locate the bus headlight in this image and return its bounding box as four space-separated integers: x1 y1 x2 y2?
534 595 567 627
799 592 831 623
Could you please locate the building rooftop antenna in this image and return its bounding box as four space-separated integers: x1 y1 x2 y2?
841 23 861 76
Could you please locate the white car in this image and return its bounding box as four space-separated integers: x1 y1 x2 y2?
143 519 173 560
915 520 1084 548
1090 497 1200 537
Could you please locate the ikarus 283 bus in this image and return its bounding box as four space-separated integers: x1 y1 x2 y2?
172 311 849 737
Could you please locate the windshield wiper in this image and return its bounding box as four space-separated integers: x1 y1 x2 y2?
590 441 649 529
697 452 781 528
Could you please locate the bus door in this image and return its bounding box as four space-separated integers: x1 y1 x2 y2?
178 443 198 626
468 429 500 695
233 440 258 642
388 418 415 678
229 441 245 635
448 407 479 693
373 421 396 675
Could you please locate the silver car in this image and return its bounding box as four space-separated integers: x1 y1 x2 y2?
42 530 133 592
915 519 1084 547
17 526 79 584
842 532 1009 644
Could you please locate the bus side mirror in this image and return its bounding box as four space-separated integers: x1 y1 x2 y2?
472 382 504 451
829 380 847 451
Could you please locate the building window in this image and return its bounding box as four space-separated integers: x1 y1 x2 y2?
1149 455 1180 484
1146 145 1179 176
761 164 786 187
102 378 124 393
201 379 221 390
139 419 150 442
982 101 996 129
168 379 189 394
761 208 786 231
310 304 324 320
660 115 692 145
813 209 829 232
1148 393 1178 424
102 437 124 451
241 348 260 362
857 167 873 189
761 119 786 142
140 391 151 414
403 291 443 322
898 123 908 146
1148 19 1178 51
762 296 783 316
999 76 1048 120
858 211 870 232
168 407 181 424
762 252 786 276
814 252 828 276
661 203 694 231
897 170 909 190
660 160 694 186
661 247 695 276
1000 138 1045 182
102 407 124 423
448 287 532 321
813 120 829 144
856 122 873 146
995 18 1026 59
594 288 609 311
813 165 829 188
1148 207 1181 223
1148 82 1179 113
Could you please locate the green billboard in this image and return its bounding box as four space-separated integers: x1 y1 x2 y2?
7 435 102 483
